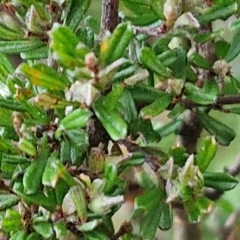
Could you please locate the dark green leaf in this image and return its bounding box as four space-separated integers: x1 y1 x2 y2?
122 0 152 15
126 14 159 26
13 182 57 212
157 119 182 137
20 63 70 91
171 48 187 79
203 172 238 191
224 29 240 62
197 111 235 146
104 164 118 194
129 118 161 142
197 3 237 24
0 194 19 210
2 209 22 233
141 207 162 240
128 84 168 105
168 103 185 119
140 93 173 119
23 136 50 194
135 187 164 210
33 222 53 239
159 203 173 230
100 23 134 64
0 40 45 54
214 40 230 59
169 147 189 166
190 52 212 69
140 47 170 78
9 230 27 240
65 0 91 32
196 137 217 172
0 53 14 73
20 46 48 60
118 89 138 123
26 232 41 240
185 82 217 105
93 98 127 141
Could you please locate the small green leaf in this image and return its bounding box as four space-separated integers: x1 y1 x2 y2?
93 98 127 141
42 155 76 188
190 52 212 69
0 53 14 73
53 222 68 240
157 119 183 137
0 194 19 210
33 222 53 239
185 82 217 105
168 147 189 166
197 111 235 146
23 137 50 194
126 14 159 26
20 46 48 60
129 118 161 142
168 103 185 119
13 182 56 211
70 185 88 222
100 23 134 64
141 207 162 240
159 203 173 230
9 230 27 240
17 138 36 157
203 172 238 191
150 0 165 20
20 63 69 91
65 0 91 32
104 164 118 194
171 48 187 79
118 153 145 173
185 199 201 223
140 47 170 78
224 29 240 62
197 3 237 24
26 232 41 240
118 89 138 123
103 85 124 111
196 136 217 172
77 220 102 232
2 209 22 233
122 0 152 15
140 93 173 119
0 40 45 54
129 84 168 104
56 108 92 138
135 187 164 210
228 107 240 115
194 29 223 43
215 40 230 59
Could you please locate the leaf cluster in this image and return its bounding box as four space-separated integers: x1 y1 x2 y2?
0 0 239 239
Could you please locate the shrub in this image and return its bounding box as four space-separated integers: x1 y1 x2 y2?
0 0 240 239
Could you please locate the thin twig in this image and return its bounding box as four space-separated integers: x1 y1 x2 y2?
181 94 240 110
133 23 167 37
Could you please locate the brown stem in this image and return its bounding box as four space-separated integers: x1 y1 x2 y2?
100 0 119 33
182 95 240 111
174 208 201 240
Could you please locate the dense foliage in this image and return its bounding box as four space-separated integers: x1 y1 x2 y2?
0 0 240 239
